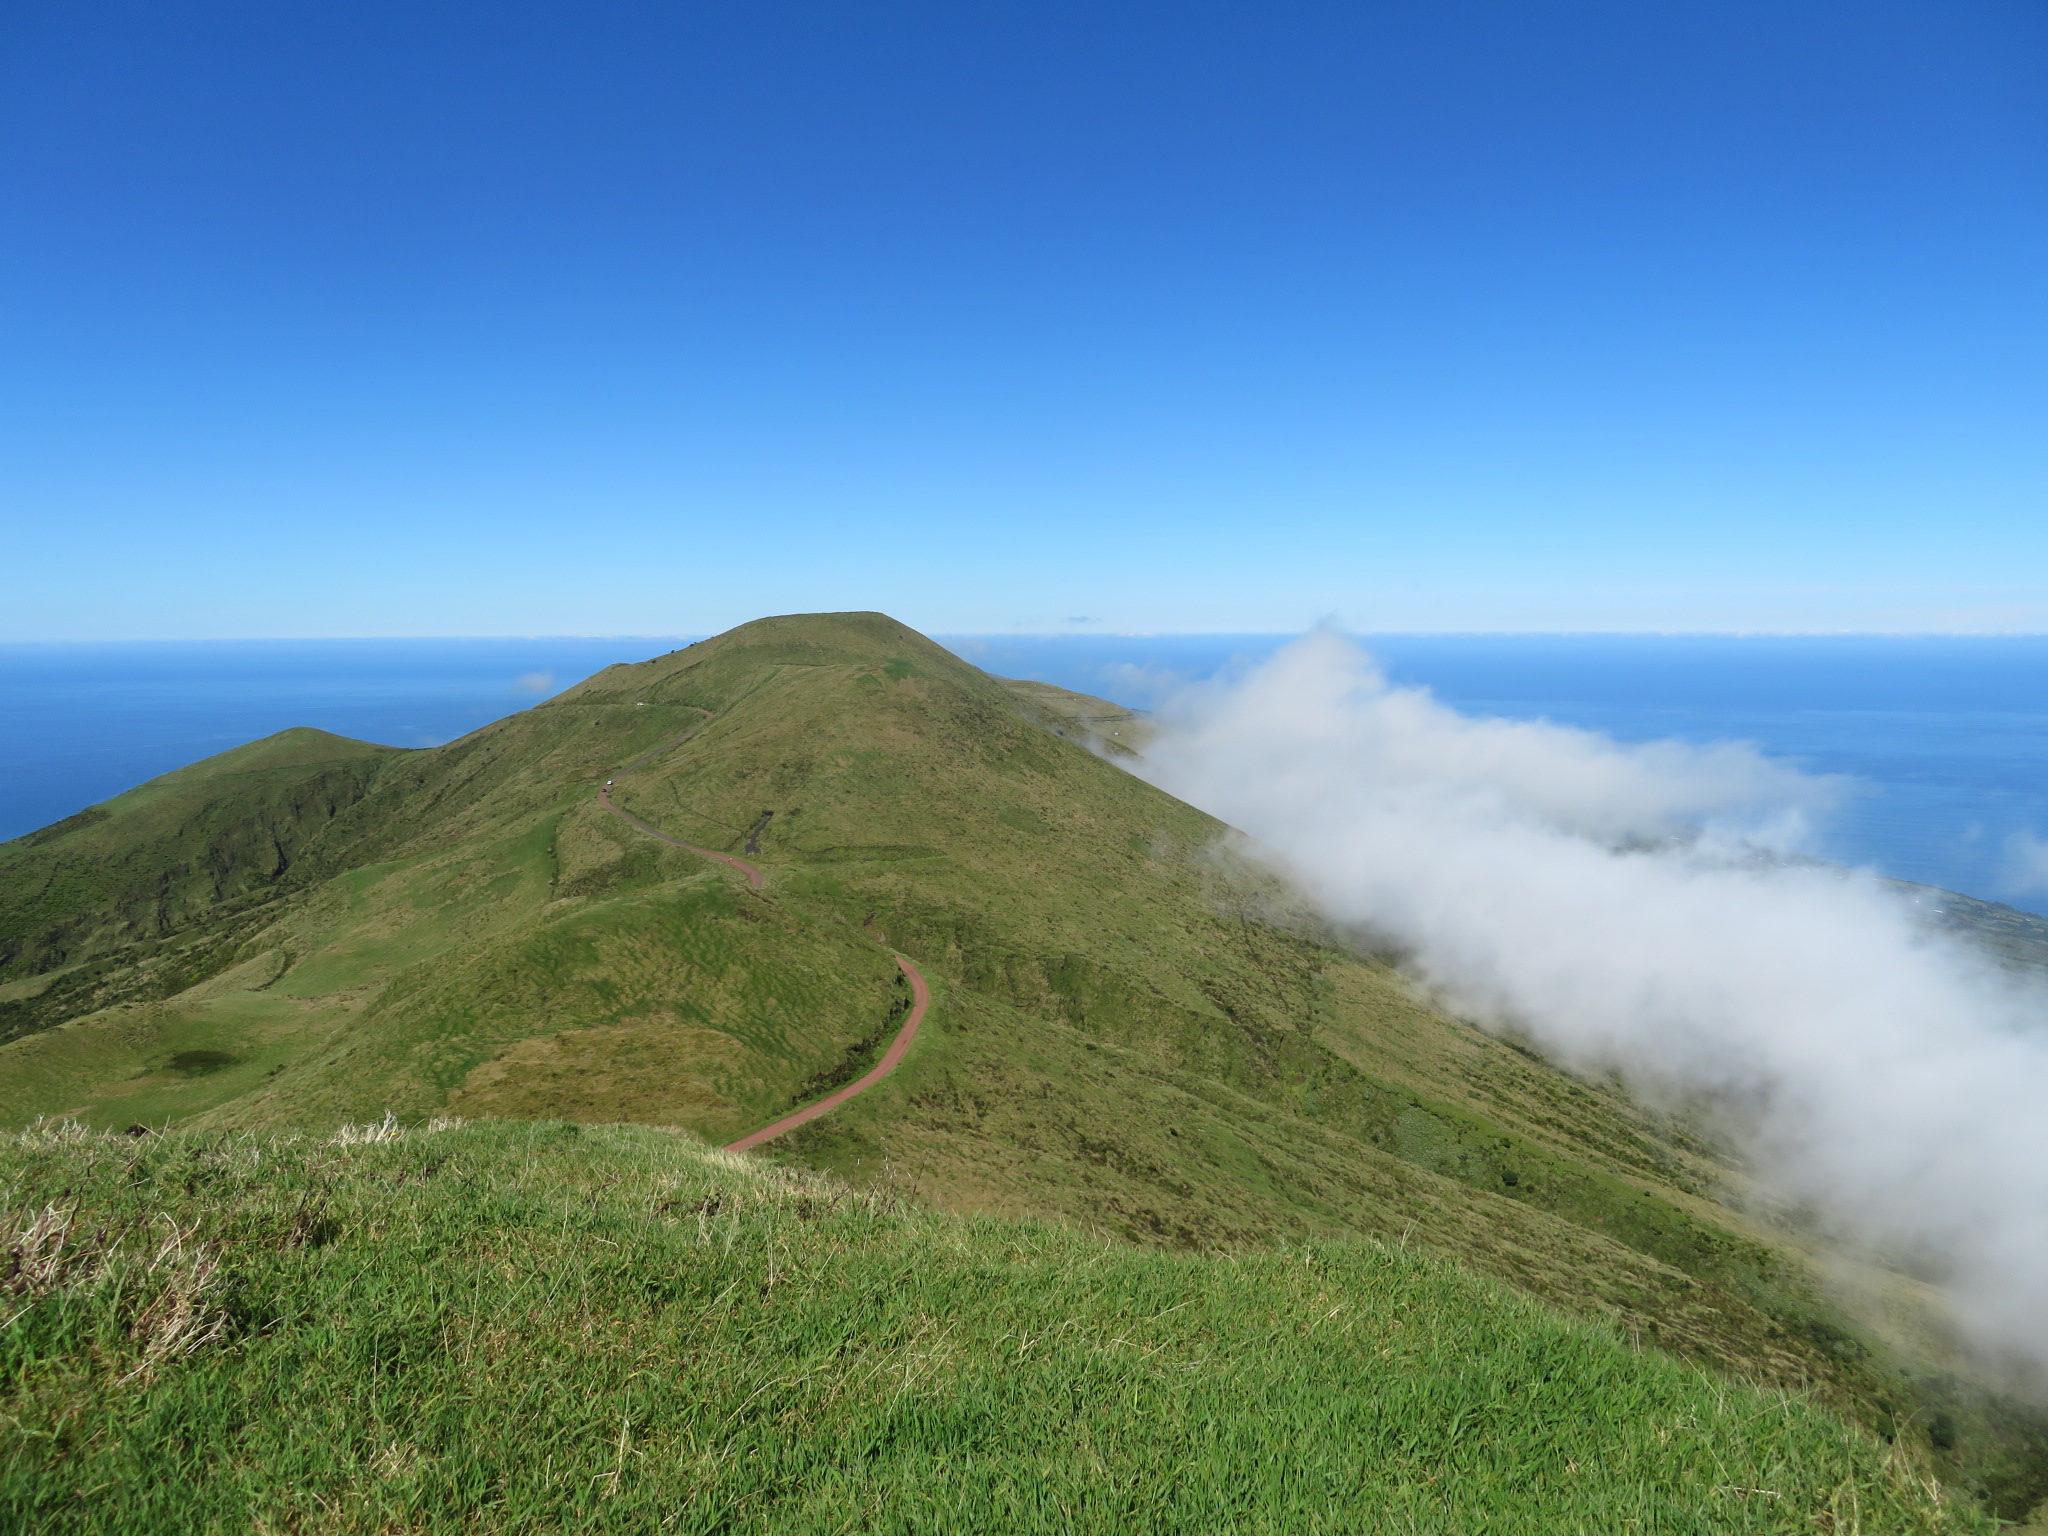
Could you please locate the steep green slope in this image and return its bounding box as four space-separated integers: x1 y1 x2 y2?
0 728 399 1042
0 612 2042 1517
0 1117 1984 1536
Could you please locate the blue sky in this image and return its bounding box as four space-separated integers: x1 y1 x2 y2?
4 0 2044 638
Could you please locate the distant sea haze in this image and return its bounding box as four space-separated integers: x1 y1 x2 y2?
3 633 2046 912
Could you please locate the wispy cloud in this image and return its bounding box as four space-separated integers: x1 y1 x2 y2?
1137 631 2048 1370
2001 832 2048 896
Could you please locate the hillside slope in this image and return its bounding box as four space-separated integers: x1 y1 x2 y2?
0 1117 1985 1536
1 611 2043 1516
0 727 398 1038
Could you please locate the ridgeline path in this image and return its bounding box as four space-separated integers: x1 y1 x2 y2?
724 956 930 1152
595 788 765 889
596 707 930 1153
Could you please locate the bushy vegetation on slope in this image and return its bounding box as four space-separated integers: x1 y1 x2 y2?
0 1119 1984 1535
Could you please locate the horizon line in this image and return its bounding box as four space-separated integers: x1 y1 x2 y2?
7 628 2048 645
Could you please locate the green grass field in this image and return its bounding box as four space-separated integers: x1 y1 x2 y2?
0 1118 1987 1535
4 611 2046 1523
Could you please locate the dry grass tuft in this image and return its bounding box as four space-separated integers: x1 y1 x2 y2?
14 1116 98 1151
329 1111 403 1147
121 1218 225 1378
1 1188 227 1377
2 1204 91 1305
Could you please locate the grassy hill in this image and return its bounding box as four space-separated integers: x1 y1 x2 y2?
0 1116 1988 1534
0 727 399 1040
1 610 2043 1522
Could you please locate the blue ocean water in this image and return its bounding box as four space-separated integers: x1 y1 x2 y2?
4 634 2046 910
0 639 688 844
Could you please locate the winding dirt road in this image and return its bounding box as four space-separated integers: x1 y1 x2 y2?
724 956 929 1152
596 787 764 888
595 711 929 1152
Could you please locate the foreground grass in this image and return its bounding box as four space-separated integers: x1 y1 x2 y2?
0 1121 1984 1534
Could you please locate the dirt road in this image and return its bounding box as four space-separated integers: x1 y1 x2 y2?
596 713 927 1152
724 956 930 1152
596 786 764 888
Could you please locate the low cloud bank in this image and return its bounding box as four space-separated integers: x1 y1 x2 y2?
1136 631 2048 1365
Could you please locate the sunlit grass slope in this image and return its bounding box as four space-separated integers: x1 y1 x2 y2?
2 612 2044 1515
0 728 398 1039
0 1118 1984 1536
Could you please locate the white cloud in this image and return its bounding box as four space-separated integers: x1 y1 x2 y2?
1136 631 2048 1368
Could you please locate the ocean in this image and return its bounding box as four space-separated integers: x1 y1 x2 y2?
4 633 2045 911
0 638 689 843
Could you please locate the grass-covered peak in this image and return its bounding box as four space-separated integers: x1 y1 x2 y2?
561 610 993 714
143 726 397 786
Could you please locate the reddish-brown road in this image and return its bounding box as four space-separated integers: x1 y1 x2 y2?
594 719 928 1152
596 786 764 889
724 956 929 1152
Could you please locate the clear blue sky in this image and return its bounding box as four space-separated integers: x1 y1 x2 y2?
4 1 2044 638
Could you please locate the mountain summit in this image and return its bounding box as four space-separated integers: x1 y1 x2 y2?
2 610 2042 1511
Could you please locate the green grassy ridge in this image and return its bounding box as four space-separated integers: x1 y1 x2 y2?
0 728 397 987
0 683 722 1010
0 1118 1983 1535
2 611 2043 1512
0 644 1942 1382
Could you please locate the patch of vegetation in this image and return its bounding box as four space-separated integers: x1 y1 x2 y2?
8 805 110 849
798 844 944 864
0 1119 1986 1535
789 1021 893 1104
0 729 395 985
0 906 287 1047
